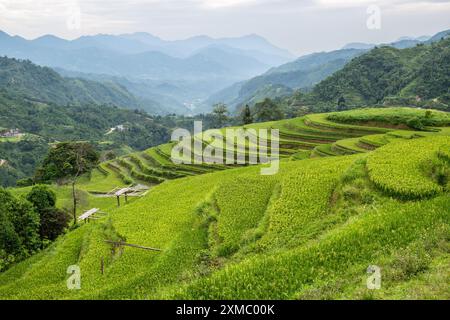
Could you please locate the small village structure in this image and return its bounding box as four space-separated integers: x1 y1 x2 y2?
0 128 22 138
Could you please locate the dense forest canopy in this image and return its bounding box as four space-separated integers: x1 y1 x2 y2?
305 38 450 111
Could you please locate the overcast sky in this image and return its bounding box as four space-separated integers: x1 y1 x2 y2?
1 0 449 56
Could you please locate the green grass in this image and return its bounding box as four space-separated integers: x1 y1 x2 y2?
174 195 449 299
77 164 128 193
103 108 447 192
367 136 449 199
213 175 278 256
1 107 449 300
359 134 392 148
327 107 450 128
305 113 389 135
333 138 369 155
313 144 338 157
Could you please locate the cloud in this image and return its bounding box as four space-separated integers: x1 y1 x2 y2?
198 0 258 8
315 0 450 8
0 0 449 54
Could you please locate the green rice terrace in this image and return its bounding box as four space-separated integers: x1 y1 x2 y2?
1 107 449 299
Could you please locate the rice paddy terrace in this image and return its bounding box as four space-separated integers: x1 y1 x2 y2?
1 107 449 299
74 107 450 195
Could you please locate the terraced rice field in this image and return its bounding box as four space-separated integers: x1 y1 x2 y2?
91 108 449 194
1 107 449 300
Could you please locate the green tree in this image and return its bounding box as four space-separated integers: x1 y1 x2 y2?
26 185 70 240
35 142 99 224
253 98 284 123
26 185 56 212
0 188 40 262
0 211 21 255
240 105 253 125
38 207 70 241
296 106 310 117
337 96 347 111
212 103 229 128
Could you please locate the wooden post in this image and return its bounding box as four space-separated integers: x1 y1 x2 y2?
100 257 104 275
125 193 128 203
117 195 120 207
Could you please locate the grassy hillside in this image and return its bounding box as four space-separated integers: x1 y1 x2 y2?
0 107 449 299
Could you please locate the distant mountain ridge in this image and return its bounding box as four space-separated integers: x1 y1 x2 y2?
0 31 294 114
204 48 366 111
342 29 450 50
207 28 450 112
24 32 294 63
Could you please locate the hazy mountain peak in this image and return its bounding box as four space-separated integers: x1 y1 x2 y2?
188 35 213 40
397 35 430 42
35 34 63 40
33 34 67 47
120 32 162 40
342 42 375 50
240 33 269 41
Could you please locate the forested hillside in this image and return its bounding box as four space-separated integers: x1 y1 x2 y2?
308 38 450 111
0 31 293 114
0 90 171 186
0 57 144 109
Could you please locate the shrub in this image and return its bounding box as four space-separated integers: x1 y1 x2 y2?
388 243 432 281
38 207 70 241
26 185 69 241
406 117 425 130
0 188 40 270
0 211 21 254
16 178 33 187
26 185 56 212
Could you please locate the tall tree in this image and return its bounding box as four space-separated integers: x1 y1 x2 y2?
0 188 40 266
337 96 347 111
26 185 70 240
253 98 284 123
240 105 253 125
35 142 99 224
212 103 229 128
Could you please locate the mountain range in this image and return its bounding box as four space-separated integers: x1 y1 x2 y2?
0 31 294 114
204 48 365 112
207 29 450 112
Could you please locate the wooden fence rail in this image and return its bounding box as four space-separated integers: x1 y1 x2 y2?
104 240 163 252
